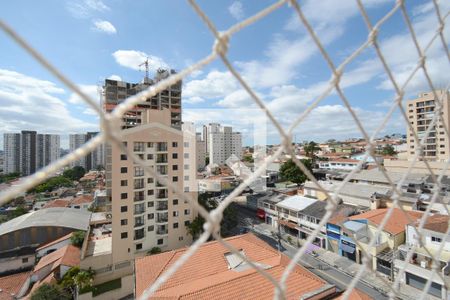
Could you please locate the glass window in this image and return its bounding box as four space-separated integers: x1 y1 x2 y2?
173 223 179 229
172 153 178 159
121 167 127 173
134 166 144 177
173 176 178 182
121 206 127 212
184 209 190 215
121 219 127 226
148 225 154 232
134 142 145 152
172 165 178 171
173 199 178 205
172 142 178 147
120 180 127 186
121 193 127 199
147 189 154 196
157 239 163 245
173 211 179 217
121 232 128 239
120 154 127 160
147 154 153 160
147 201 154 208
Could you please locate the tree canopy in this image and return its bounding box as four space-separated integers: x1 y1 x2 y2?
63 166 86 181
70 231 85 248
279 159 313 185
381 144 397 156
31 284 71 300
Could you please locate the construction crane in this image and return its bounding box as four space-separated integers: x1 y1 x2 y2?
139 58 150 82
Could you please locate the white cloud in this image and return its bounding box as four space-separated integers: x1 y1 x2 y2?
228 1 244 20
184 96 205 104
107 74 122 81
0 69 97 136
68 85 99 105
112 50 168 71
66 0 109 18
92 20 117 34
183 70 238 99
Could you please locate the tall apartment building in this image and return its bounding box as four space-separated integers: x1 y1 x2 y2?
196 132 206 170
3 131 60 175
69 132 104 170
406 90 450 161
205 123 242 165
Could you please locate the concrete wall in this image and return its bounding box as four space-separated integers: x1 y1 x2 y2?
37 238 71 258
0 254 35 274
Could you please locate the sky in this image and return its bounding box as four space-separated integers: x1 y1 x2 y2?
0 0 449 148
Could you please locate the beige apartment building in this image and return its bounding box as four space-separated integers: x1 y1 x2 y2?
406 90 450 161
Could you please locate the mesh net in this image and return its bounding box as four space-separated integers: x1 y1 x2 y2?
0 0 449 299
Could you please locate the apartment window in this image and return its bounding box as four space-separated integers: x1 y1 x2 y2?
173 176 178 182
184 220 190 226
147 142 154 148
184 153 189 159
147 189 154 196
184 209 190 215
157 239 163 245
121 193 127 200
441 151 446 154
121 167 127 173
121 219 128 226
147 154 153 160
121 206 128 212
120 180 128 187
134 142 145 152
173 211 179 217
136 244 143 250
22 258 28 263
157 142 168 151
431 236 442 243
121 232 128 239
179 236 184 241
184 175 189 181
123 142 128 147
172 153 178 159
173 222 179 229
134 166 144 177
440 138 445 141
148 225 154 232
147 178 154 184
184 164 189 170
173 199 178 205
184 187 190 192
147 201 154 208
147 213 154 220
184 142 189 147
120 154 127 160
172 165 178 171
440 145 445 148
440 132 445 135
172 142 178 147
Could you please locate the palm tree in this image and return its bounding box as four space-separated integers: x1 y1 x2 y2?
303 141 320 160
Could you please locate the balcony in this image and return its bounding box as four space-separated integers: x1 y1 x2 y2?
134 204 145 215
156 190 168 199
157 143 168 152
156 227 168 235
134 229 145 240
156 201 168 211
156 154 168 164
156 212 168 223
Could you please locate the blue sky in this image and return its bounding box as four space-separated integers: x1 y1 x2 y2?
0 0 449 147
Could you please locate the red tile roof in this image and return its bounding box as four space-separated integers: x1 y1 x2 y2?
0 271 30 300
418 214 449 234
36 233 73 251
34 245 80 272
135 233 335 300
334 288 373 300
42 199 70 209
70 194 93 205
350 208 423 235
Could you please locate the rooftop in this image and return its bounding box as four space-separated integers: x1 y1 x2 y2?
0 271 30 300
276 195 317 212
413 213 449 234
36 232 73 251
348 168 426 185
41 198 70 209
135 233 335 299
34 244 80 272
0 208 91 236
70 194 93 205
350 208 423 235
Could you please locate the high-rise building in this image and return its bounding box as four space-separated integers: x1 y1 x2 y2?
205 123 242 165
196 132 206 170
3 131 60 176
69 132 104 171
406 90 450 161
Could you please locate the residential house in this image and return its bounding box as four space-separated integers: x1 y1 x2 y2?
32 244 80 282
0 271 31 300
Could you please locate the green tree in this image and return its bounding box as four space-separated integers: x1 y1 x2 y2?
148 247 162 255
32 176 73 193
60 267 94 297
186 216 205 240
31 283 71 300
381 144 397 156
303 141 320 160
63 166 86 181
279 159 313 185
0 172 21 183
10 206 28 218
70 231 85 248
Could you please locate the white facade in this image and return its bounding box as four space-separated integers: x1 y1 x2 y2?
3 133 20 174
206 123 242 165
69 134 87 168
318 159 362 171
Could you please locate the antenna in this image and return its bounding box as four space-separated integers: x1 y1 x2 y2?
139 58 149 82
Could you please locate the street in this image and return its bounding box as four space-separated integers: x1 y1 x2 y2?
233 205 389 300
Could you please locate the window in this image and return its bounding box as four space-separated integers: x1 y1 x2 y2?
134 142 145 152
147 178 154 184
157 142 167 151
184 175 189 181
134 166 144 177
184 187 190 192
148 225 154 232
147 154 153 160
147 189 154 196
173 199 178 205
147 201 154 208
179 236 183 241
134 178 145 189
136 243 142 250
184 220 190 226
184 209 190 215
184 142 189 147
121 154 127 160
121 206 127 212
121 219 128 226
157 239 163 245
147 213 154 220
172 142 178 147
121 193 127 200
172 165 178 171
173 176 178 182
120 180 128 186
172 153 178 159
184 164 189 170
22 258 28 263
173 211 179 217
184 153 189 159
121 232 128 239
121 167 127 173
432 236 442 243
123 142 128 147
147 142 154 148
173 222 179 229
